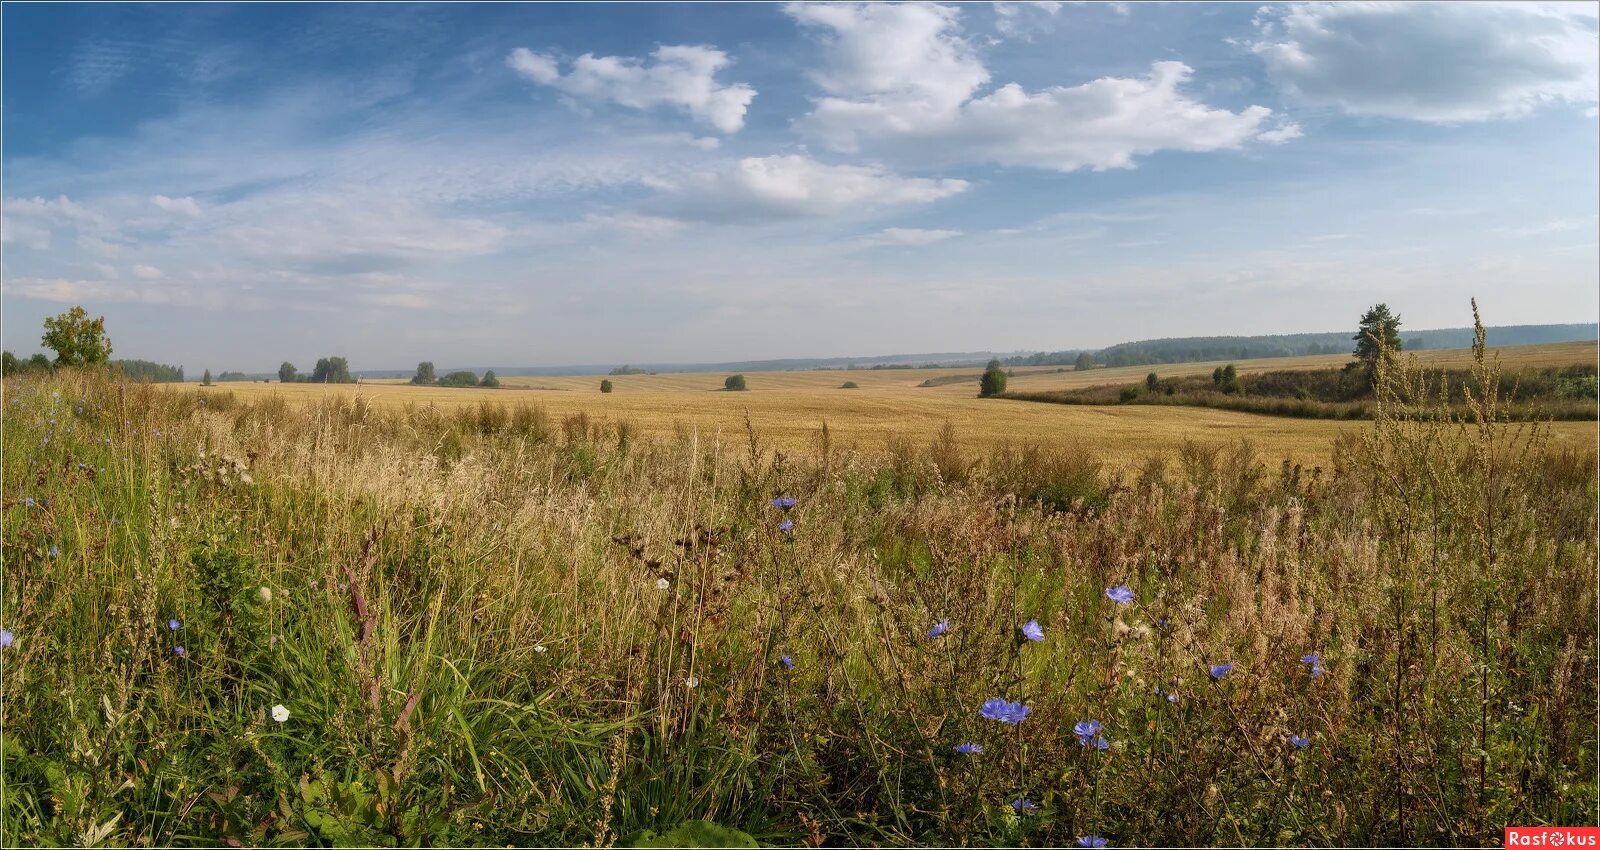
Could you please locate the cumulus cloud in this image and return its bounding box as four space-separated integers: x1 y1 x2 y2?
787 2 1290 171
508 44 756 133
643 154 968 222
151 194 203 217
132 264 164 279
860 227 964 246
1251 2 1599 122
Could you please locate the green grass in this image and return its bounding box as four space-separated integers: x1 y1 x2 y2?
2 330 1594 846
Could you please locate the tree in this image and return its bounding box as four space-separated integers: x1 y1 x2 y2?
979 360 1007 397
28 354 50 371
600 379 614 393
438 371 479 387
1353 303 1403 375
1212 363 1241 395
1074 352 1095 371
279 362 298 383
724 374 747 391
411 361 436 385
1146 372 1159 392
201 369 213 386
479 370 500 388
41 306 112 367
310 357 352 384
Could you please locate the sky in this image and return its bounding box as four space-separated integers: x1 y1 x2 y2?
2 1 1597 372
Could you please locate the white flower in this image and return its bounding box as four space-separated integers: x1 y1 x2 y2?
534 644 547 654
257 586 273 604
685 676 699 689
655 577 671 591
271 704 290 723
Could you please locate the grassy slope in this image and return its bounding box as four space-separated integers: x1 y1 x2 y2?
183 342 1599 468
2 347 1595 846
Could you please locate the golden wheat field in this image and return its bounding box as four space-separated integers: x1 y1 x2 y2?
193 342 1597 468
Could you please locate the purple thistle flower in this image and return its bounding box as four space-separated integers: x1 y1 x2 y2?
1290 734 1310 749
1019 619 1045 642
1077 836 1109 848
173 646 186 657
770 496 797 510
168 619 181 631
780 654 794 670
980 698 1031 724
778 519 794 533
1209 662 1233 680
928 619 949 638
0 629 13 649
954 742 983 754
1105 584 1134 604
1010 798 1038 812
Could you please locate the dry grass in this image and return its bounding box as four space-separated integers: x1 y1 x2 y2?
191 342 1597 468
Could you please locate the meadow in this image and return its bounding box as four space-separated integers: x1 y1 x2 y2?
201 341 1599 471
2 331 1595 846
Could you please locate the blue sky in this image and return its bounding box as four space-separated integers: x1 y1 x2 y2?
3 1 1596 371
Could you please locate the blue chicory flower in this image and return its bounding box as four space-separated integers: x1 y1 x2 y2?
1010 798 1038 812
1301 652 1325 677
1290 734 1310 749
778 519 794 533
771 496 797 510
1154 684 1178 703
23 498 34 508
1209 662 1234 680
780 654 794 670
928 619 949 638
0 629 13 649
1073 720 1101 744
1105 584 1134 604
49 546 59 558
174 646 186 657
168 619 181 631
1077 837 1109 848
980 698 1031 724
1019 619 1045 642
954 742 983 754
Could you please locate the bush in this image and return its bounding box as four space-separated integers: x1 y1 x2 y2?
979 364 1007 397
438 371 479 387
840 381 858 389
600 379 614 393
1119 385 1140 402
724 374 747 391
479 370 500 388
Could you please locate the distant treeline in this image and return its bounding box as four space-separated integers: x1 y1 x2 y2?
277 358 357 384
410 361 500 388
2 353 188 383
1007 323 1598 369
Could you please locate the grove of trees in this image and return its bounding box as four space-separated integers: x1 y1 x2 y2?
979 359 1007 397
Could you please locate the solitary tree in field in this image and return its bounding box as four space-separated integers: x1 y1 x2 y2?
310 357 353 383
1146 372 1159 392
979 358 1007 398
279 362 297 383
724 374 747 391
600 379 614 393
41 306 112 367
1353 304 1403 378
201 369 213 386
1074 352 1095 371
479 370 500 388
412 361 437 385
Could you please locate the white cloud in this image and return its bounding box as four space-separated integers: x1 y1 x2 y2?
643 154 968 222
788 3 1290 171
1252 2 1599 122
992 2 1065 39
151 194 203 217
861 227 964 246
508 44 756 133
132 264 164 279
2 276 192 306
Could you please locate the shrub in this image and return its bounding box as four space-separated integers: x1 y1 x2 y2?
724 374 747 391
979 362 1007 397
438 370 479 387
479 369 500 388
840 381 859 389
600 379 614 393
1119 385 1140 402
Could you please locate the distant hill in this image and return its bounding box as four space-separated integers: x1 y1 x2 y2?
1008 323 1598 369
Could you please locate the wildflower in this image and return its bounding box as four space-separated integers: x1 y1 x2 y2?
1300 652 1325 677
1073 720 1101 744
23 498 33 508
655 577 671 591
685 676 699 689
1155 685 1178 704
771 496 797 510
1209 662 1233 680
778 519 794 533
980 698 1030 725
0 629 13 649
954 743 983 754
1019 619 1045 642
269 634 281 645
49 546 59 558
1010 799 1038 812
1289 734 1310 749
534 644 547 654
1106 584 1134 604
168 619 181 631
257 586 273 604
780 654 794 670
928 619 949 638
1077 836 1109 848
271 704 290 723
174 646 186 657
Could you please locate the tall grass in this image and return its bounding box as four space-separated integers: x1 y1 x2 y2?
2 314 1594 846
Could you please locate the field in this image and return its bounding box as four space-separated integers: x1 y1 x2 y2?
2 333 1596 846
199 342 1599 469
